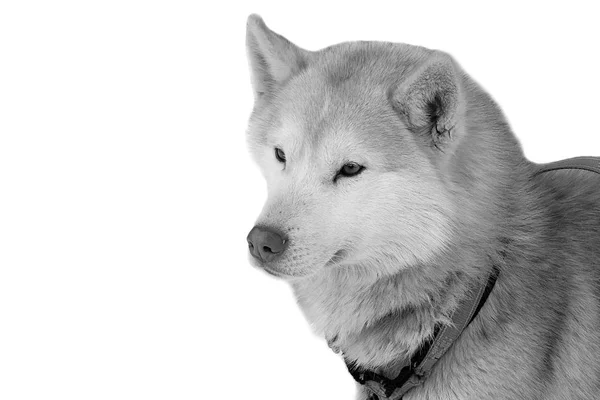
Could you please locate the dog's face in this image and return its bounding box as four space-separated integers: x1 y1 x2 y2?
245 16 460 280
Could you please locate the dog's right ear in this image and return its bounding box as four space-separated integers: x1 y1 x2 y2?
246 14 310 98
391 54 464 152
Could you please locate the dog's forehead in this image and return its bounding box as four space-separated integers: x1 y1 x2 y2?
280 66 381 132
275 84 411 170
276 87 366 156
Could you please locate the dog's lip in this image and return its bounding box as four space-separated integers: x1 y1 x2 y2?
325 249 347 267
248 255 283 277
252 251 347 278
262 265 285 277
262 264 314 279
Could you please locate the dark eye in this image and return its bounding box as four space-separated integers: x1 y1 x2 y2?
337 162 365 179
275 148 286 163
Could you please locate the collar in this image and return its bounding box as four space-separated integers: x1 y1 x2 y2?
334 266 500 400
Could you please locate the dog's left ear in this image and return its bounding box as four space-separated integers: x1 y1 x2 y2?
246 14 310 98
391 54 464 150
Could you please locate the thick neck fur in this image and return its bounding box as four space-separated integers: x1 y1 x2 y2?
290 72 542 375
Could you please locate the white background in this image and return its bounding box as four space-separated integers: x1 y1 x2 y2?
0 1 598 399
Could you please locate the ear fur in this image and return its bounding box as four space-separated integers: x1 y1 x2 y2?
246 14 309 97
391 54 463 150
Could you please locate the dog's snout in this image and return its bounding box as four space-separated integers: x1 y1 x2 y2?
247 226 288 263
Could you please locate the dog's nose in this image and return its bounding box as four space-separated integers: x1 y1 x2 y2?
247 226 288 263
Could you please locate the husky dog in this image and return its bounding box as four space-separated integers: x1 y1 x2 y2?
244 14 600 400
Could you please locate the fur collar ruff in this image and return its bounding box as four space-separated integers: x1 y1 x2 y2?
334 266 499 400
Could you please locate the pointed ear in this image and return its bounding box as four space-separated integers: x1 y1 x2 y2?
391 54 464 150
246 14 309 97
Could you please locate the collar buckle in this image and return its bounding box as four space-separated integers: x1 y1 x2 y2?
365 373 425 400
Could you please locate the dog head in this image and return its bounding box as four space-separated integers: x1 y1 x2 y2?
245 15 466 280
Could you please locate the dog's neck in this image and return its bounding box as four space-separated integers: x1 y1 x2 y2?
290 233 497 372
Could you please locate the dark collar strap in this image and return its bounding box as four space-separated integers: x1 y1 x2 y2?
344 266 500 400
534 156 600 176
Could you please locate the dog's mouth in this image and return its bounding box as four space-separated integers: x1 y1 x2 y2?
262 265 285 278
262 250 347 278
253 249 348 278
325 249 347 267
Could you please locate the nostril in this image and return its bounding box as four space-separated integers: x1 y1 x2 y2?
262 245 279 254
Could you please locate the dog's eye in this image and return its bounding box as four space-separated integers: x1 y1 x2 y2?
337 162 365 179
275 148 286 163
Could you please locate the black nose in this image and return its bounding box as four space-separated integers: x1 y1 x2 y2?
247 226 288 263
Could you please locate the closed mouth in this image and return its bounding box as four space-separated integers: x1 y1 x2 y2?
260 250 348 278
325 249 347 267
263 265 285 277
